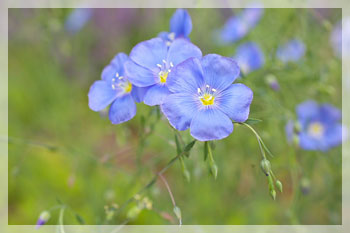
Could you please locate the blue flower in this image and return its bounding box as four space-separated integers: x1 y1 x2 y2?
276 39 306 63
286 100 345 151
233 42 264 74
158 9 192 44
161 54 253 141
124 37 202 106
88 53 146 124
35 211 50 229
65 8 93 34
219 7 264 44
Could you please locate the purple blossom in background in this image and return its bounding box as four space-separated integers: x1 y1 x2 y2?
219 7 264 44
65 8 93 34
330 21 341 58
233 42 265 75
88 53 146 124
158 9 192 44
161 54 253 141
286 100 345 151
276 39 306 63
265 74 280 91
124 38 202 106
35 211 50 229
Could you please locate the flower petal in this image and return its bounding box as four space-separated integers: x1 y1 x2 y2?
319 104 341 124
88 80 117 111
170 9 192 38
325 123 344 148
217 83 253 122
201 54 240 91
129 38 168 69
167 38 202 66
190 109 233 141
167 57 204 94
108 94 136 124
296 100 319 123
101 53 129 83
143 84 172 106
124 60 158 87
161 93 198 131
131 86 148 103
234 42 265 74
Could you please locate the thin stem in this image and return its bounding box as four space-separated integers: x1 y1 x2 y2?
158 174 176 207
239 123 267 159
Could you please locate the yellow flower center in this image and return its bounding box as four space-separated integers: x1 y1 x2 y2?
200 93 215 106
308 122 324 138
159 71 169 83
124 81 132 93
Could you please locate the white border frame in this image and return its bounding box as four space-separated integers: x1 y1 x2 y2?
1 0 349 232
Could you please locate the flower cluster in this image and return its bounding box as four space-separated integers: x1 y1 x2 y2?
286 100 345 151
88 9 253 141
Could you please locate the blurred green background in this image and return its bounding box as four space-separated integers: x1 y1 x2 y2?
8 8 342 225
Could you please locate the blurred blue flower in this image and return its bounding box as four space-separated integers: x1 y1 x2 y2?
330 21 341 58
286 100 345 151
124 38 202 106
161 54 253 141
276 39 306 63
265 74 280 91
233 42 264 74
65 8 93 34
88 53 146 124
219 7 264 44
35 211 50 229
158 9 192 44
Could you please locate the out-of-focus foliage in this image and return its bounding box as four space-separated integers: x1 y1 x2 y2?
8 8 342 225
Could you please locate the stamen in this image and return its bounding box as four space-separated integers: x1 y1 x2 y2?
206 85 210 89
112 78 115 82
212 88 217 92
115 73 119 77
197 88 201 94
162 59 167 64
157 64 162 68
170 62 174 67
118 76 123 80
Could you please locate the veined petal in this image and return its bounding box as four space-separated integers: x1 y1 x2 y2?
190 109 233 141
131 86 148 103
170 9 192 38
129 38 168 69
101 64 118 83
101 53 129 83
108 94 136 124
88 80 117 111
124 60 158 87
110 52 128 71
167 57 204 94
143 84 172 106
201 54 240 91
161 93 198 131
217 83 253 122
167 38 202 66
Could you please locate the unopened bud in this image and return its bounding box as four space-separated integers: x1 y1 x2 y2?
270 190 276 200
209 162 218 180
276 180 283 193
260 159 271 176
173 206 182 225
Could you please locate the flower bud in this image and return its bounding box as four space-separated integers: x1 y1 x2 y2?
35 211 50 229
173 206 182 225
209 162 218 180
276 180 283 193
260 159 271 176
270 189 276 200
